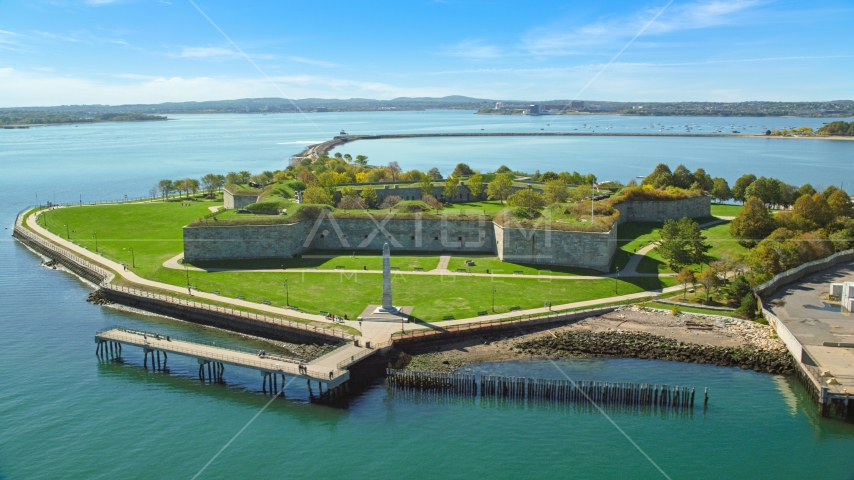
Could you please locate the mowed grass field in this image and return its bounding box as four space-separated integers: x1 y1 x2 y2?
636 221 746 274
37 200 676 322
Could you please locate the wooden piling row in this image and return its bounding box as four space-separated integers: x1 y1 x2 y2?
386 369 477 395
388 370 704 409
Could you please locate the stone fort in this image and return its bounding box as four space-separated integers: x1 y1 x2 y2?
186 195 710 272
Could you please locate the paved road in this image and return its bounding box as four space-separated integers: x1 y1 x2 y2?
768 262 854 394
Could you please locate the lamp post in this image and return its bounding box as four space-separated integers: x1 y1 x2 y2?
128 247 135 268
185 265 191 294
64 222 69 239
92 232 98 253
492 286 496 312
615 266 619 294
284 278 289 306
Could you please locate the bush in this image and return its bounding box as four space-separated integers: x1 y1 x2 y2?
421 195 443 210
337 195 366 210
736 293 758 320
379 195 402 209
671 306 680 316
612 185 703 203
246 201 287 214
395 200 432 213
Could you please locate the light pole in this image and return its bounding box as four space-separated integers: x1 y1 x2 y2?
185 265 191 294
128 247 135 268
615 266 619 294
284 278 289 306
64 222 69 239
492 286 496 312
92 232 98 253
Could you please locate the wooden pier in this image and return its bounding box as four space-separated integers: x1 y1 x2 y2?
387 369 705 410
95 326 353 399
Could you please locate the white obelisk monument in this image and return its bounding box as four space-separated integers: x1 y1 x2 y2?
375 243 398 314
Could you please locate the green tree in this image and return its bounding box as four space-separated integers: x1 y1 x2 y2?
692 168 714 192
239 171 251 183
506 189 546 210
745 177 774 206
795 183 817 200
728 275 752 306
354 155 369 166
201 173 222 198
737 293 758 320
730 197 776 247
387 161 402 181
157 179 173 200
540 171 559 182
468 174 484 199
443 176 460 200
677 268 696 300
419 173 434 197
698 268 721 302
711 177 732 203
671 164 694 189
792 193 833 228
343 153 352 164
641 163 672 188
361 185 378 208
732 174 757 203
427 167 443 180
828 189 853 219
543 179 569 204
451 163 473 177
341 186 357 197
303 186 333 205
487 174 514 203
658 217 710 270
495 165 512 174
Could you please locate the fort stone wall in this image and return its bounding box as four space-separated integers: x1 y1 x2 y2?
184 221 311 262
223 190 261 209
495 224 616 272
613 196 710 224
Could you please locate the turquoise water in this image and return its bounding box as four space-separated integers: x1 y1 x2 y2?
2 111 854 478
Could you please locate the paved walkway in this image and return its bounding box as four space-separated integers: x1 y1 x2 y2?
432 254 452 272
25 207 691 347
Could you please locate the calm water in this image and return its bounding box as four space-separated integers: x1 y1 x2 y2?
2 111 854 478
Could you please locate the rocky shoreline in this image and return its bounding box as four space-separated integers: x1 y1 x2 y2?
399 307 794 375
516 330 793 375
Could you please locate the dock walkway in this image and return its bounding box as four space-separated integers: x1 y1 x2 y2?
95 327 357 390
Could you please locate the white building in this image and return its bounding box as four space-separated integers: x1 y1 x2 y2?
833 282 854 312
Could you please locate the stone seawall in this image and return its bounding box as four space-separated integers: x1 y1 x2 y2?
101 288 343 344
613 196 710 224
495 223 616 272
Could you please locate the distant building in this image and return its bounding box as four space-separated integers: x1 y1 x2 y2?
495 102 502 109
589 104 614 112
526 104 544 115
570 100 584 109
314 107 329 112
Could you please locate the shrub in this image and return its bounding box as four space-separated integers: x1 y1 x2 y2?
379 195 403 209
395 200 431 213
246 201 287 214
736 293 758 320
421 195 443 210
611 185 703 203
337 195 366 210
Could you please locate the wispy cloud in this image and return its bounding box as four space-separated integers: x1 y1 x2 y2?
0 29 27 51
438 39 503 59
168 46 276 60
86 0 118 5
289 56 337 68
521 0 772 56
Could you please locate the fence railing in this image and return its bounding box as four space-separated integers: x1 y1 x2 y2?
96 325 305 363
101 283 355 341
391 303 621 342
13 210 111 282
336 346 379 369
96 330 346 379
753 248 854 297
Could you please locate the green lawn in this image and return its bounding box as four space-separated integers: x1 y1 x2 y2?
446 255 603 276
710 203 743 217
637 221 746 274
37 200 679 322
610 222 663 273
190 250 440 272
645 302 736 317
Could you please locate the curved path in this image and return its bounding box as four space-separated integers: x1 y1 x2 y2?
25 208 685 344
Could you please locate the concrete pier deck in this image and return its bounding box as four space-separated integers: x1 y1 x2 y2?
95 327 358 389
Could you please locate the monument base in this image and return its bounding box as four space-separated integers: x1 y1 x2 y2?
358 305 413 323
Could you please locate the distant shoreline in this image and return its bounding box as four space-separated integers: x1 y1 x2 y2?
0 118 170 129
299 131 854 157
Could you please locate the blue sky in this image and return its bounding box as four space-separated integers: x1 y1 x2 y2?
0 0 852 106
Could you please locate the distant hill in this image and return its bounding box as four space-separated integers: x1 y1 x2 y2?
2 97 852 117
